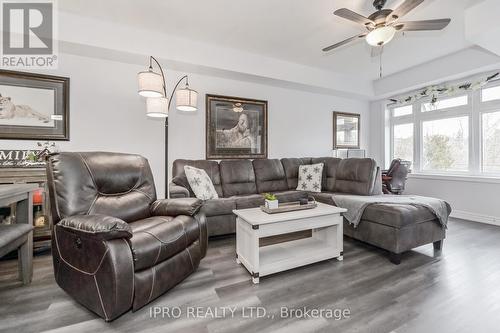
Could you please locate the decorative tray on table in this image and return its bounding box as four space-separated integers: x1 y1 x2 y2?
260 198 317 214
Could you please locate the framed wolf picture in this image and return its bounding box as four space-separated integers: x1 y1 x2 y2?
206 94 268 159
0 70 69 140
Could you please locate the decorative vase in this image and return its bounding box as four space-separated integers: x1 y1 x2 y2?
265 199 279 209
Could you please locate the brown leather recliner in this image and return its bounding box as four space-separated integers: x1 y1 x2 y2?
46 152 207 321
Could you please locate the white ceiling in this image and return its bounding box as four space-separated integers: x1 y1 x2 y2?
59 0 481 81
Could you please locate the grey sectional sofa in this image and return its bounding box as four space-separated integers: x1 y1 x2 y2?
170 157 450 264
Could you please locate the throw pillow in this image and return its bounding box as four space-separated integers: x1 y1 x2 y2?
296 163 324 192
184 166 219 200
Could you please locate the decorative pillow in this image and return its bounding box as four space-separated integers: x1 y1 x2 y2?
184 166 219 200
296 163 324 192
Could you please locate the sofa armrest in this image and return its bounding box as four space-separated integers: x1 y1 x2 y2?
194 213 208 259
169 183 190 198
52 223 134 321
150 198 202 217
58 214 132 240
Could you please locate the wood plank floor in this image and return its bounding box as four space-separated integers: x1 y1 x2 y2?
1 218 499 333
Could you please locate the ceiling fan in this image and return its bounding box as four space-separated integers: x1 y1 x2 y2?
322 0 451 52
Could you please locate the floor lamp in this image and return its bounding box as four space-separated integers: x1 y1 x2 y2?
137 56 198 197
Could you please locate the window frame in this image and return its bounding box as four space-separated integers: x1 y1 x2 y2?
478 83 500 175
421 94 469 113
420 115 470 174
388 82 500 177
481 80 500 103
392 104 413 117
391 122 414 165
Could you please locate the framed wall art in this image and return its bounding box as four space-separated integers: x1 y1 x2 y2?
206 94 267 159
333 111 360 149
0 70 69 140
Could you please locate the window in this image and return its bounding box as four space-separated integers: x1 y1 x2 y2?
422 117 469 172
482 111 500 172
421 95 468 112
482 86 500 102
393 123 413 163
393 105 412 117
388 76 500 177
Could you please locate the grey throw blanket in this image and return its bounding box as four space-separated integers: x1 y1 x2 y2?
331 194 449 229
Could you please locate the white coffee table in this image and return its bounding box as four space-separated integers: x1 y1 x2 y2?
233 202 347 283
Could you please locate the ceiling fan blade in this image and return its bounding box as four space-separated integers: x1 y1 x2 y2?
390 0 424 20
334 8 374 26
395 19 451 31
322 34 367 52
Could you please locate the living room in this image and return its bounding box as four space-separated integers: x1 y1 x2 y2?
0 0 499 332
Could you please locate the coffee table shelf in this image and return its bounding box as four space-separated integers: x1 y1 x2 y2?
259 236 339 276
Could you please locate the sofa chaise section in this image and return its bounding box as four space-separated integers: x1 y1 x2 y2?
343 203 449 264
280 158 447 264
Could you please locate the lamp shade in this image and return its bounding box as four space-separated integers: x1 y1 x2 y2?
175 86 198 111
138 70 164 97
366 26 396 46
146 97 168 117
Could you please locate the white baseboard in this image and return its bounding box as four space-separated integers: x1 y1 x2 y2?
450 210 500 226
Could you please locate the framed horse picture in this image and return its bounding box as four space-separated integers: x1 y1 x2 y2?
0 70 69 140
206 94 268 159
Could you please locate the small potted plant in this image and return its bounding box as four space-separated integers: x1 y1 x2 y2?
263 193 278 209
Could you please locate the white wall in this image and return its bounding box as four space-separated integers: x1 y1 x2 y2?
368 100 388 168
55 12 374 98
405 176 500 225
0 53 163 191
373 47 500 98
0 52 370 198
465 0 500 57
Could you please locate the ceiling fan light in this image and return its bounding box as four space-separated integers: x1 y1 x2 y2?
366 26 396 46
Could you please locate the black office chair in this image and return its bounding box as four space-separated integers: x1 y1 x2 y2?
382 159 411 195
